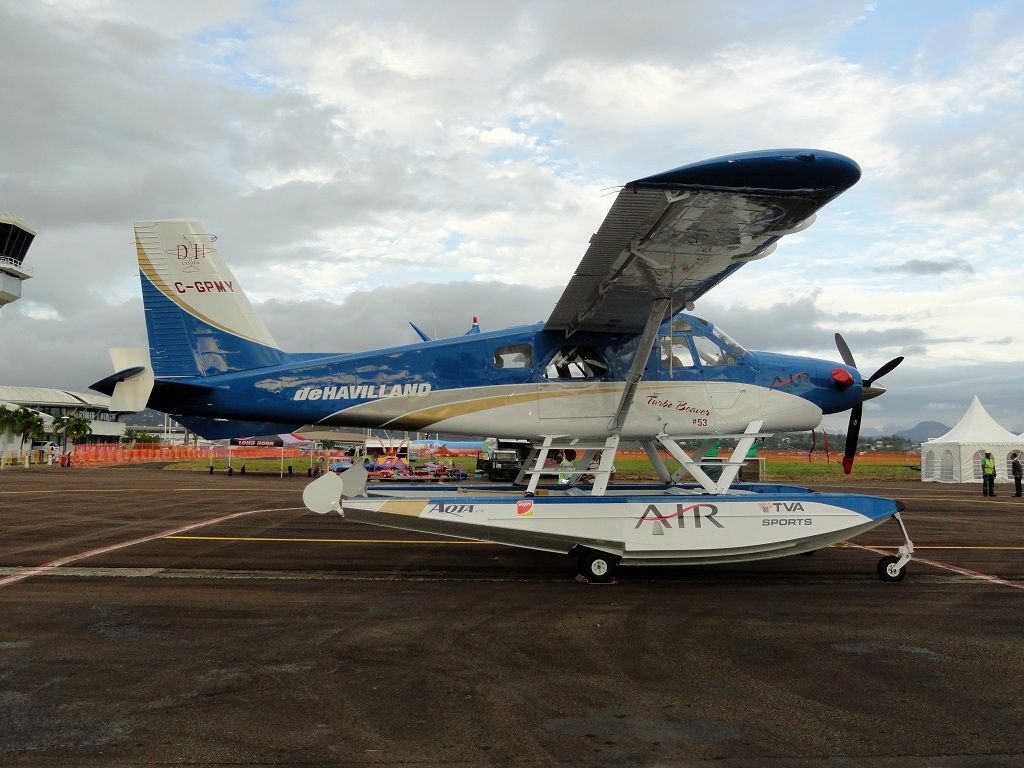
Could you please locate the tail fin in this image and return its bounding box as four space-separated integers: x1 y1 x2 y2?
134 220 283 378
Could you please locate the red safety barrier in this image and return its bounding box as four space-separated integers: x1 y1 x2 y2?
70 445 212 467
67 444 319 467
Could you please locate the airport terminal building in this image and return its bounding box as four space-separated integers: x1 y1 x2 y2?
0 385 125 446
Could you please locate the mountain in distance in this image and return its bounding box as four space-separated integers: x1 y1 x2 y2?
120 408 172 428
894 421 950 443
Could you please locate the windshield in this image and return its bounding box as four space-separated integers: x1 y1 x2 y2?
709 324 747 357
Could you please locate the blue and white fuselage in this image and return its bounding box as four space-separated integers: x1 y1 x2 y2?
135 314 862 442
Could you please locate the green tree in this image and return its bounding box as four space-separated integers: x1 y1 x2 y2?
12 407 46 461
53 413 93 454
123 428 159 444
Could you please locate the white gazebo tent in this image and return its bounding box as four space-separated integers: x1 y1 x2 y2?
921 396 1024 483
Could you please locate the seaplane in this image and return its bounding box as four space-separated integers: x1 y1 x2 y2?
92 148 914 583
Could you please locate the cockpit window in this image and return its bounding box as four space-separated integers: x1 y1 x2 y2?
693 335 737 366
660 337 696 368
494 344 532 369
545 345 608 379
710 325 747 357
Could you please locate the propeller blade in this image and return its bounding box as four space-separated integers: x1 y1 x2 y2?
842 402 862 475
834 333 856 368
865 356 904 386
834 335 904 474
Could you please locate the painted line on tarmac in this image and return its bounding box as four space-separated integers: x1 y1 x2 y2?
0 506 304 590
844 542 1024 591
166 535 490 545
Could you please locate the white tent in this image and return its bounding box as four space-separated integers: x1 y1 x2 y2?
921 396 1024 483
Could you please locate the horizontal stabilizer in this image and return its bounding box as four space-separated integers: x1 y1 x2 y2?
90 366 146 396
100 348 155 413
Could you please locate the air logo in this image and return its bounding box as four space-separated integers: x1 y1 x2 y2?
635 503 724 535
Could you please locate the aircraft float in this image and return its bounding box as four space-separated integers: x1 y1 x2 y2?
93 148 914 583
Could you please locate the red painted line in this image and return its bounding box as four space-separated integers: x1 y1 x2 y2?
844 542 1024 591
0 506 304 590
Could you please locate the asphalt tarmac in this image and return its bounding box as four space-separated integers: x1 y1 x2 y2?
1 466 1022 767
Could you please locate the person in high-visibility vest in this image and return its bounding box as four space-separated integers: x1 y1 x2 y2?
981 450 997 497
558 451 575 485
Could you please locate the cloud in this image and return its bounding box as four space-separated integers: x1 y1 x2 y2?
0 299 147 392
875 258 974 275
258 281 562 354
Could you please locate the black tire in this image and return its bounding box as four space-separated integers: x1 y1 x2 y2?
580 551 616 583
877 555 905 582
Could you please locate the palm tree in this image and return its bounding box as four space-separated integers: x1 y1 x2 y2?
53 413 93 457
11 407 46 462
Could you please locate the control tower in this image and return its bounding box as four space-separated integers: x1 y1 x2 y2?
0 213 35 308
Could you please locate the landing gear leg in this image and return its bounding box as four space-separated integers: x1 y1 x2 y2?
877 510 914 582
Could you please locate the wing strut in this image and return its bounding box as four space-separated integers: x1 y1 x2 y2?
607 298 670 434
657 419 764 494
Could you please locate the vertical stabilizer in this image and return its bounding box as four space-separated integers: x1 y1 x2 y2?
134 220 283 377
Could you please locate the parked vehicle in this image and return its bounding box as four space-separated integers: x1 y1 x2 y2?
476 438 530 481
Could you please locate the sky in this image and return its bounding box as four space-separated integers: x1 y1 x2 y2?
1 0 1022 434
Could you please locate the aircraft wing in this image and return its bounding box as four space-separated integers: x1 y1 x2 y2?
544 149 861 336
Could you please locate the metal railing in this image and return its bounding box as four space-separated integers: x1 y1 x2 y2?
0 256 32 275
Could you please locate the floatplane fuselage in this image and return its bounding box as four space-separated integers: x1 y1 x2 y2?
141 316 861 443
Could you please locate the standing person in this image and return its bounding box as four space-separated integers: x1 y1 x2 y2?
1012 452 1023 497
981 449 997 497
558 452 574 485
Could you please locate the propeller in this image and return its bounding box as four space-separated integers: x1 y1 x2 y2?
834 333 904 475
